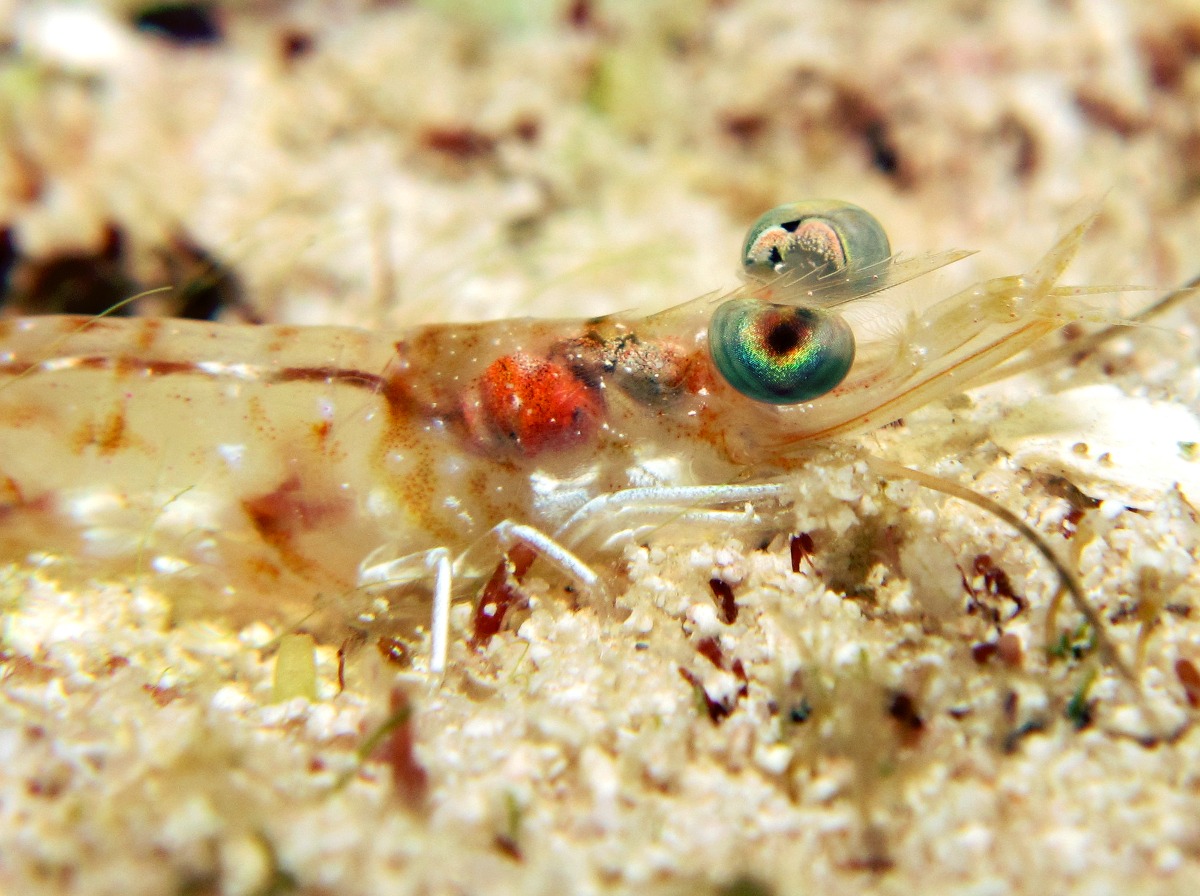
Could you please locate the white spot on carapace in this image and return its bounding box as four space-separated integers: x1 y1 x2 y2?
217 444 246 468
151 555 190 575
197 362 258 380
43 357 87 373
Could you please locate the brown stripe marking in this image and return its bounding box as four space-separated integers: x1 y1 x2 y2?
272 366 388 391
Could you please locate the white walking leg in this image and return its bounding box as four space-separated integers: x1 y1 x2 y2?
358 545 453 677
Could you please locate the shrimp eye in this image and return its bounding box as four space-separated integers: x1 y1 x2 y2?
709 298 855 404
741 200 891 281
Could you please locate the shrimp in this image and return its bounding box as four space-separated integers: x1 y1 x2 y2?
0 201 1129 674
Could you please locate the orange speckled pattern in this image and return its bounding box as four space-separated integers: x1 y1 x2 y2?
462 352 603 457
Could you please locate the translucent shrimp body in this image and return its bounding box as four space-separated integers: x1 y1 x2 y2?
0 203 1095 635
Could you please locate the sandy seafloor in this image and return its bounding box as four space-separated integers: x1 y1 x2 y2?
3 1 1200 894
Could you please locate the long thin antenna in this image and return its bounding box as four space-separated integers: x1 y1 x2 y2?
863 454 1135 683
976 273 1200 386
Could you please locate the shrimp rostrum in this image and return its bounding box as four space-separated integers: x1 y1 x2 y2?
0 201 1118 672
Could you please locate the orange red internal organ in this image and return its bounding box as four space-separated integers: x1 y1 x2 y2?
462 352 601 457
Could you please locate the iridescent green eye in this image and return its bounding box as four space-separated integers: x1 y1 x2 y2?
709 298 855 404
742 200 891 282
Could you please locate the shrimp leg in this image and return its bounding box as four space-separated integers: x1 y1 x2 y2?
358 547 452 675
555 482 793 552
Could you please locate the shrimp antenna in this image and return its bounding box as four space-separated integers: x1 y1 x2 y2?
974 271 1200 385
0 285 171 395
862 454 1135 683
